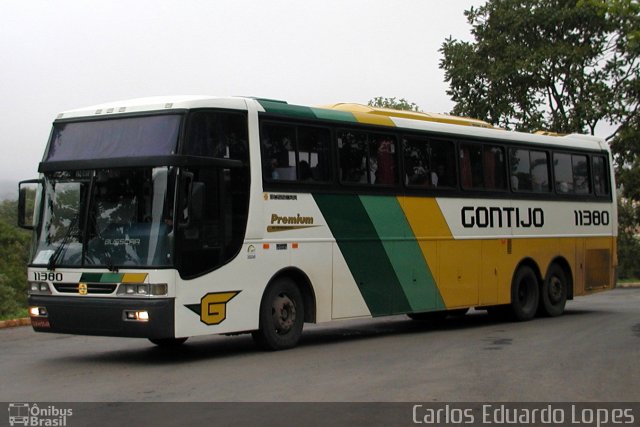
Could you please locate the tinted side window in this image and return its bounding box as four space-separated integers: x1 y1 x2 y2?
460 143 506 190
554 153 573 193
184 111 248 162
509 149 550 192
554 153 591 194
403 137 456 188
297 127 331 182
338 131 398 185
593 155 610 196
572 154 590 194
261 124 297 181
261 123 332 182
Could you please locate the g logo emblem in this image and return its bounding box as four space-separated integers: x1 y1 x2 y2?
200 291 239 325
78 283 88 295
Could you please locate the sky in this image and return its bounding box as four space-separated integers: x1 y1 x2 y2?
0 0 488 185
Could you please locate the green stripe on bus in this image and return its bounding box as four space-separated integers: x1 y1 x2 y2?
79 273 103 283
359 196 445 312
313 194 411 316
79 273 123 283
99 273 123 283
257 100 317 120
310 107 358 123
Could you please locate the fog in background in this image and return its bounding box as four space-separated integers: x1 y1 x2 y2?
2 0 496 196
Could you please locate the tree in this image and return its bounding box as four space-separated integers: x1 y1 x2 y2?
0 201 30 317
368 97 421 112
440 0 638 135
440 0 640 278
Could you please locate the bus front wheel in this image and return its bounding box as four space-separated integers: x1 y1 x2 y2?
539 264 568 317
509 265 539 321
252 277 304 351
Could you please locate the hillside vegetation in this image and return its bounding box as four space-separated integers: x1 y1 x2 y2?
0 200 30 318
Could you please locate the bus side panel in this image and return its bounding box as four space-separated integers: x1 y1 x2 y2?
331 243 371 320
290 241 334 323
315 194 445 317
173 243 288 338
581 236 617 295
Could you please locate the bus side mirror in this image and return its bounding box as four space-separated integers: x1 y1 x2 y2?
18 179 42 230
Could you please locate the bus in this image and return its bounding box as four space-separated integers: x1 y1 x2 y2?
19 96 617 350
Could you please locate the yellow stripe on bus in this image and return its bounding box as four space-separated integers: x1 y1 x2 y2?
121 273 148 283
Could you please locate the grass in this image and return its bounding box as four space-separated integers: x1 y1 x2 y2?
0 307 28 321
617 278 640 284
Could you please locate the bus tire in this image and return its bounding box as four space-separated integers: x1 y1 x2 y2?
252 277 304 351
509 265 539 321
149 337 188 347
539 263 568 317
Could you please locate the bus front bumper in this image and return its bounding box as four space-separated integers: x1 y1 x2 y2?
28 295 175 339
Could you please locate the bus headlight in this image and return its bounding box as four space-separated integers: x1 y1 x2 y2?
28 282 51 295
117 283 168 296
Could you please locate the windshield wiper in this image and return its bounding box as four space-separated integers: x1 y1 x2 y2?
48 215 79 270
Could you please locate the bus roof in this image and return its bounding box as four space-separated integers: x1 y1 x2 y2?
54 95 609 152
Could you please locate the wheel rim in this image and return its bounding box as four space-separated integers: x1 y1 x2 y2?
517 276 535 308
271 292 297 335
547 275 564 304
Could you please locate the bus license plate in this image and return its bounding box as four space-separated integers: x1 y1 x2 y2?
31 318 50 328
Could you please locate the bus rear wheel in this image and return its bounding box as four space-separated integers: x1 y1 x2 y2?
539 264 568 317
252 277 304 351
509 265 539 321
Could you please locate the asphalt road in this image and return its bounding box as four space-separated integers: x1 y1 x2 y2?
1 288 639 404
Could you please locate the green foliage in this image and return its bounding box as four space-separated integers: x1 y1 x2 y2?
0 200 30 317
368 97 421 112
440 0 638 135
0 199 19 227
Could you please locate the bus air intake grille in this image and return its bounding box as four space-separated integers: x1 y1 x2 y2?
53 283 118 294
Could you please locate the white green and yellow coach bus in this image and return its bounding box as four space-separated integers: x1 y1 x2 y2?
19 96 617 350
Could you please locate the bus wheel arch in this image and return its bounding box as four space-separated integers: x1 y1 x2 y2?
252 268 316 350
509 259 541 321
539 257 572 317
267 267 316 323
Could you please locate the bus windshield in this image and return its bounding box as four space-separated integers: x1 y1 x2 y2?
46 114 181 162
32 167 176 268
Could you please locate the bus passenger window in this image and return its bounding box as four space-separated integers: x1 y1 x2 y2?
530 151 550 192
338 131 397 185
370 134 397 185
339 131 368 183
510 149 550 192
404 137 431 186
554 153 572 193
403 137 455 188
554 153 590 195
297 126 331 182
261 124 297 181
460 143 506 190
572 155 590 194
593 156 610 196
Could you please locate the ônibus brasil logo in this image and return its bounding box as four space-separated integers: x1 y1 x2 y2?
7 403 73 426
